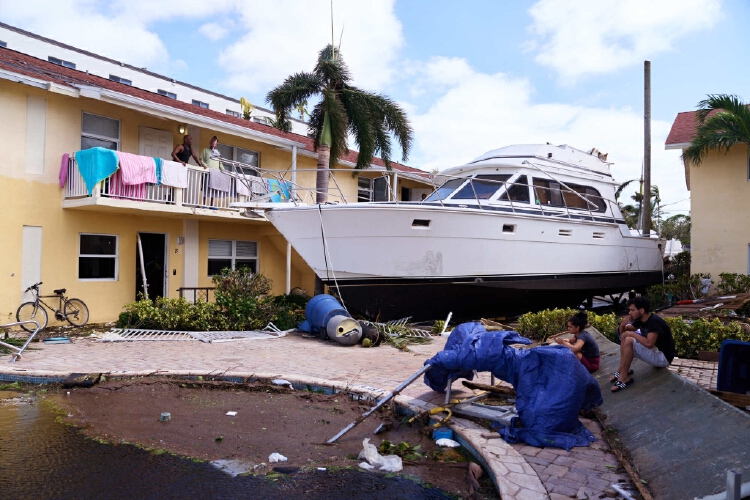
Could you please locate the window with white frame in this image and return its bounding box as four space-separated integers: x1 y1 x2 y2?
358 177 373 202
226 109 241 118
109 75 132 85
81 112 120 150
48 56 75 68
192 99 209 109
158 89 177 99
79 234 118 280
214 143 260 175
208 239 258 276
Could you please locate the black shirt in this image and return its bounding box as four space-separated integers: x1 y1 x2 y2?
175 144 192 163
633 314 676 363
577 330 600 359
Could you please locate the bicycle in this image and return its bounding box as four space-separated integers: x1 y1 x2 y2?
16 282 89 332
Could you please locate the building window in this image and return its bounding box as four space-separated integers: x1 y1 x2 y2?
226 109 241 118
208 239 257 276
158 89 177 99
214 143 260 174
109 75 132 85
81 112 120 150
252 117 267 124
0 41 7 48
357 177 389 202
358 177 373 202
48 56 75 69
192 99 209 109
79 234 118 280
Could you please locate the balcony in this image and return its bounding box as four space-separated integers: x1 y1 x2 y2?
62 155 292 219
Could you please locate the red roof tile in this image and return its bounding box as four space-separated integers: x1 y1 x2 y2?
0 47 429 178
665 111 699 146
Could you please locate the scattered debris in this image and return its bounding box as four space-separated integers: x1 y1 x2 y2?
373 423 391 435
268 453 287 463
357 438 403 473
271 379 293 389
62 373 101 389
211 459 254 477
225 411 237 416
436 438 460 448
43 337 71 344
99 323 290 343
432 428 453 441
159 412 171 422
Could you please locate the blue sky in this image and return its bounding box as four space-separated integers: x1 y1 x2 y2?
3 0 745 215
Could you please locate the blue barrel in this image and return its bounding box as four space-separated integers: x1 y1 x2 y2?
299 294 350 337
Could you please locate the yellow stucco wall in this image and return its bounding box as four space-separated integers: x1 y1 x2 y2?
689 146 750 278
0 80 344 322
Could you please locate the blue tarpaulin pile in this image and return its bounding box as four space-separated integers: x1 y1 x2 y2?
424 322 603 450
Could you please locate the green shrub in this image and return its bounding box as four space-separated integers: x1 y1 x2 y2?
717 273 750 295
517 308 619 342
646 273 709 309
666 317 750 359
116 296 226 331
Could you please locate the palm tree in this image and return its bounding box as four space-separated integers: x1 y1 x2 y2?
683 94 750 166
267 45 413 203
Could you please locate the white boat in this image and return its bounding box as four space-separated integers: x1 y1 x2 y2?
265 144 665 320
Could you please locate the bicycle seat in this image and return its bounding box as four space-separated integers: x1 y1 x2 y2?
53 288 66 295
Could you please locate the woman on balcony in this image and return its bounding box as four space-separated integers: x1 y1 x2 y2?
201 136 222 170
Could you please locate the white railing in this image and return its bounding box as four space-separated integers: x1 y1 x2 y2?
183 168 248 209
65 158 88 198
101 169 175 204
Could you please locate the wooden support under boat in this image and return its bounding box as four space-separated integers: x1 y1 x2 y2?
461 380 516 396
709 390 750 409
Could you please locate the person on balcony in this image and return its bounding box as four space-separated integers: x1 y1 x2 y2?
201 136 222 170
171 135 205 168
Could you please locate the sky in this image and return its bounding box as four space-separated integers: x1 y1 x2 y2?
2 0 747 216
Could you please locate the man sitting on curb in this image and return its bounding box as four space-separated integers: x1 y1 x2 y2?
610 297 676 393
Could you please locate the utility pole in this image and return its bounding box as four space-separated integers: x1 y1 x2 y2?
642 60 652 236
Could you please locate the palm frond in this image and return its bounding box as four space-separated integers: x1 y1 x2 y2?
683 94 750 166
340 88 376 168
266 72 322 132
315 45 351 88
614 178 638 201
309 91 349 167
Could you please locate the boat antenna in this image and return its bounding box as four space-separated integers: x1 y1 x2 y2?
330 0 336 60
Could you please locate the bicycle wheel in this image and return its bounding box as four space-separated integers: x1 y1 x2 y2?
16 302 48 332
64 298 89 327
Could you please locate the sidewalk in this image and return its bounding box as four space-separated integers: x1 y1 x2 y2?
1 332 636 499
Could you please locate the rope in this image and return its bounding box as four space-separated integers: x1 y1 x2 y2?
317 204 348 312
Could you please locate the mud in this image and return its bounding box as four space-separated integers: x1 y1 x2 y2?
50 379 498 499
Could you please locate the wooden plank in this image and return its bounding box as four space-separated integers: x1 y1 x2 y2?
461 380 516 395
709 390 750 408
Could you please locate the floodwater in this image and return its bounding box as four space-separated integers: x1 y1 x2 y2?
0 391 452 500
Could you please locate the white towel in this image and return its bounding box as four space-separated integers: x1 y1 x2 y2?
209 169 232 193
252 178 268 195
160 160 188 188
235 176 252 197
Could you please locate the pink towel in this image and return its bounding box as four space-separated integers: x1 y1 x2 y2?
59 153 69 188
106 169 146 200
116 151 157 186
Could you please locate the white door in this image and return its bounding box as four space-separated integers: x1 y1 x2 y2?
138 127 174 160
21 226 42 302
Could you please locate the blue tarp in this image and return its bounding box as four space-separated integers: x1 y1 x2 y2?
424 322 603 450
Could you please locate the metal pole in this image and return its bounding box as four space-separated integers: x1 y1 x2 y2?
285 242 292 295
642 60 652 237
291 145 297 199
136 234 149 298
327 364 431 444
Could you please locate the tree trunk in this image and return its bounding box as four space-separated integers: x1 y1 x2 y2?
316 145 331 203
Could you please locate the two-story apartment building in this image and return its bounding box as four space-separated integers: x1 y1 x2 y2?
0 46 432 323
666 111 750 278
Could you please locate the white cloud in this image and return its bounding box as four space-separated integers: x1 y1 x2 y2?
404 58 689 213
199 22 230 42
0 0 171 70
217 0 403 94
526 0 722 82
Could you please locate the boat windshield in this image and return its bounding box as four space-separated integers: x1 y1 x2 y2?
450 175 512 200
424 179 465 202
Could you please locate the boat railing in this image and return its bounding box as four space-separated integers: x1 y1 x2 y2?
421 173 621 223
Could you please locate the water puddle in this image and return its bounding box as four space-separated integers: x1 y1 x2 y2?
0 390 455 499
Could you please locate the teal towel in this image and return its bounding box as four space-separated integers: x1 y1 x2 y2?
154 157 163 185
74 147 119 194
268 179 292 202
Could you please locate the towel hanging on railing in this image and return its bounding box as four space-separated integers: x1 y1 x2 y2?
160 160 188 188
59 153 69 188
116 151 157 186
73 147 119 195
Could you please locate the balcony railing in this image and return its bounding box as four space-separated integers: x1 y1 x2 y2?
63 156 270 211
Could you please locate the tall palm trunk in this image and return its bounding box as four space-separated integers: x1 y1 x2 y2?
316 145 331 203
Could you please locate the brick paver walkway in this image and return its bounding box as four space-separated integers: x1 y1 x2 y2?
668 358 718 390
1 332 639 499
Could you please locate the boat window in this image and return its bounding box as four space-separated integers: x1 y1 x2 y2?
584 187 607 212
499 175 530 203
451 175 511 200
562 184 589 209
424 178 466 202
533 178 564 207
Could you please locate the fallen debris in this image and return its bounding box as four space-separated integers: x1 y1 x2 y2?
461 379 516 396
268 453 287 463
271 379 293 389
435 438 460 448
357 438 402 473
62 373 101 388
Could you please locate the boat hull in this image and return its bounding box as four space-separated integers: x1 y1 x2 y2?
266 204 664 320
